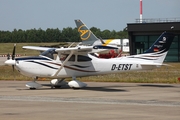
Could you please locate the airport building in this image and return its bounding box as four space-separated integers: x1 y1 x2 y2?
127 18 180 62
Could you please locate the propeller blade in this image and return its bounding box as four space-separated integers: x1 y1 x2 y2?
12 44 16 60
12 44 16 81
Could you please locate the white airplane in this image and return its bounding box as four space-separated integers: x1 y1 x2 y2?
5 32 174 89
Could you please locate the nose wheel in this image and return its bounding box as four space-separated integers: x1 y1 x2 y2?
26 77 42 89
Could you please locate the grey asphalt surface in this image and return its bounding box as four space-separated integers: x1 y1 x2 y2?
0 81 180 120
0 57 6 65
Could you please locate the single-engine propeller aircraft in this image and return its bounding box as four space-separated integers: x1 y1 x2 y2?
5 31 174 89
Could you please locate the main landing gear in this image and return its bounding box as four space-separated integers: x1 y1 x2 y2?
68 77 87 89
25 77 87 90
50 79 67 89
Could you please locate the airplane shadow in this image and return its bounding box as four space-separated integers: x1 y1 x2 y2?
16 83 178 91
16 84 70 91
16 84 128 92
138 84 175 88
41 84 128 92
81 86 127 92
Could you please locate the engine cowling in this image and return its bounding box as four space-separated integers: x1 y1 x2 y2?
68 80 87 89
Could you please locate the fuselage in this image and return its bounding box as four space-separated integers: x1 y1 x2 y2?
14 54 156 79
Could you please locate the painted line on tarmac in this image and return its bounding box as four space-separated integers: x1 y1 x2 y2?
0 95 180 107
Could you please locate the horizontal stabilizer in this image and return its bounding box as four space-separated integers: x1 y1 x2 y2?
140 63 172 66
140 63 162 66
93 45 118 49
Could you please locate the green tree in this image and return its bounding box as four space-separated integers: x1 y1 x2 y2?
0 27 128 43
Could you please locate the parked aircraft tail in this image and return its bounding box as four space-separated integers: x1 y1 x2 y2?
128 32 175 65
144 32 174 54
75 19 99 45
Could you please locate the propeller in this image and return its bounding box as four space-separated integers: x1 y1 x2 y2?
12 44 16 60
4 44 17 81
12 44 16 72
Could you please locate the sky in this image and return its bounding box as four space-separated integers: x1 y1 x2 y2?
0 0 180 31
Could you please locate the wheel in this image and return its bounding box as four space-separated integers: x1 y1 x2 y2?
54 86 61 89
72 87 80 90
30 87 36 90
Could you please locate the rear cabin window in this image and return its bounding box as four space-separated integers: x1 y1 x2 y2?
77 55 92 62
60 54 91 62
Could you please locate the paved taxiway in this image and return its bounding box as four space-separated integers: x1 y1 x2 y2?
0 57 6 65
0 81 180 120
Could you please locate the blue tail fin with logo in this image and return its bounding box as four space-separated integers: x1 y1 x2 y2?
144 32 174 54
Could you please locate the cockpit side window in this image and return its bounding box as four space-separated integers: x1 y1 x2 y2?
60 54 91 62
40 48 56 59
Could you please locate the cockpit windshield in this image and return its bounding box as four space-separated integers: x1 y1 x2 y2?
40 48 56 59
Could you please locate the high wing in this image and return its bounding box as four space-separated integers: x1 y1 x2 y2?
55 46 93 53
23 45 93 51
22 19 118 53
23 46 51 52
22 44 117 54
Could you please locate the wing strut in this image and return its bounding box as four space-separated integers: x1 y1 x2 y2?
52 51 74 77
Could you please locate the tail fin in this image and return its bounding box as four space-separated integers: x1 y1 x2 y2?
129 32 175 65
75 19 99 45
144 32 174 54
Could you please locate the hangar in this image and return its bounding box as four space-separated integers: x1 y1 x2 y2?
127 19 180 62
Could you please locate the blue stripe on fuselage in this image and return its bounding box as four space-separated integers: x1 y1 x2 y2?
15 56 51 61
15 56 57 69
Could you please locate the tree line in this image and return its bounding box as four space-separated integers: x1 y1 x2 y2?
0 27 128 43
